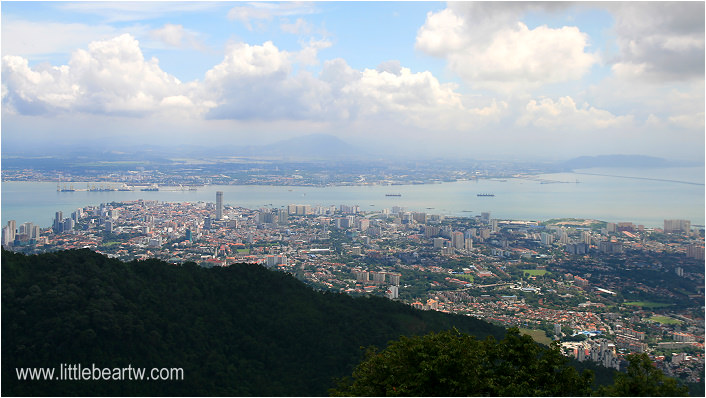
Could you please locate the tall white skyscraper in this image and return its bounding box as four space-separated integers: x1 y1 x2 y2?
216 191 223 220
2 226 12 246
7 220 16 241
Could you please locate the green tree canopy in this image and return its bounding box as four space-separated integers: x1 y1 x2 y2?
599 353 689 397
330 327 594 396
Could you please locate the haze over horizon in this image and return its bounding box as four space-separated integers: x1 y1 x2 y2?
2 1 704 162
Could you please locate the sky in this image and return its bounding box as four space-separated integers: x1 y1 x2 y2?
1 1 704 161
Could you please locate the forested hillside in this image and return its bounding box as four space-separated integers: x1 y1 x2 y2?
2 249 505 396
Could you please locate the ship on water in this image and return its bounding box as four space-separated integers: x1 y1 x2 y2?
385 194 402 197
88 183 116 192
477 193 495 197
57 183 75 192
141 184 159 191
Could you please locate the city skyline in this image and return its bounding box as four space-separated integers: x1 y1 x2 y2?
2 1 704 161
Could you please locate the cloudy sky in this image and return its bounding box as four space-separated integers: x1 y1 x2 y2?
2 1 704 161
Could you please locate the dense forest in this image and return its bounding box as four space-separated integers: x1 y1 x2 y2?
3 248 508 396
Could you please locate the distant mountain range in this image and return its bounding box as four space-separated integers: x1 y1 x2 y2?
230 133 371 159
559 154 698 170
2 133 372 161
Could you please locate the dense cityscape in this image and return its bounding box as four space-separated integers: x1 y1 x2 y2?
2 1 704 395
3 189 704 384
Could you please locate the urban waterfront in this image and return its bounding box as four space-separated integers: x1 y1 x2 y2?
3 167 704 229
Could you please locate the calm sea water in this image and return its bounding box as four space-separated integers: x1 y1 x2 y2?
2 167 703 229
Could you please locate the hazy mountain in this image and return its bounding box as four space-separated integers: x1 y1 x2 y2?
231 133 372 159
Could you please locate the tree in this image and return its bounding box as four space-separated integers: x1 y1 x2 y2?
599 353 689 396
330 327 594 396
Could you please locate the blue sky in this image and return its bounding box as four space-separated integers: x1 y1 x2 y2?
2 1 704 161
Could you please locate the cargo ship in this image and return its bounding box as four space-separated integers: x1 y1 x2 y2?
385 194 402 197
477 193 495 197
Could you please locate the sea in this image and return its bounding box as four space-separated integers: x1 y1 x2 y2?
2 166 704 229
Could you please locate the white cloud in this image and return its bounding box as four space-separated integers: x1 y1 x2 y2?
3 33 506 133
1 19 120 58
227 2 317 31
281 18 312 35
2 34 198 117
295 38 332 66
415 4 598 93
668 113 705 130
200 41 313 120
586 72 704 130
609 2 704 82
199 40 502 131
150 24 184 47
517 96 633 130
57 2 223 23
148 23 208 52
205 41 291 81
415 8 467 56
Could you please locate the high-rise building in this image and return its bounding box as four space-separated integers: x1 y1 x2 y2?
425 225 440 238
686 244 705 260
295 205 311 216
370 271 386 284
387 285 399 299
581 231 592 245
63 218 75 232
353 270 369 282
599 241 623 254
664 219 691 233
412 212 427 224
277 210 288 224
258 211 275 224
2 226 12 246
490 219 499 233
216 191 223 220
19 222 29 235
617 222 634 232
54 212 63 232
540 232 554 246
451 231 465 249
7 220 16 242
